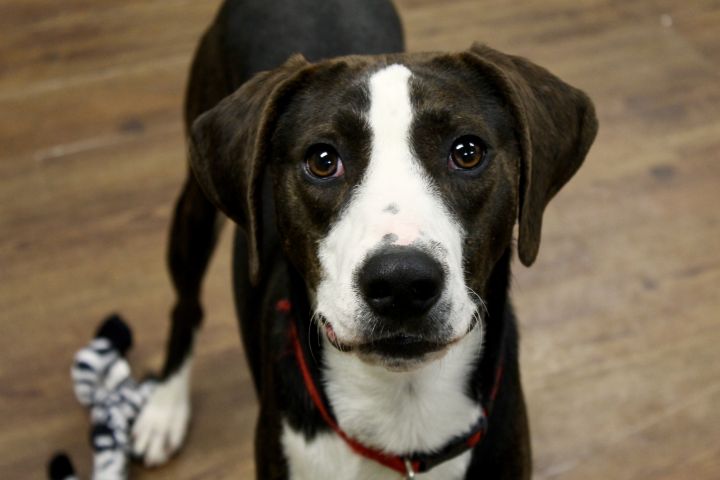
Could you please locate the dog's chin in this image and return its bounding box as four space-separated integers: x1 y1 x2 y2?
355 345 450 372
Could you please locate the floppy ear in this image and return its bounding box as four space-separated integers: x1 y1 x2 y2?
189 54 310 284
464 43 598 266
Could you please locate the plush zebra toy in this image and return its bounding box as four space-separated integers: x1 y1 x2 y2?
48 314 156 480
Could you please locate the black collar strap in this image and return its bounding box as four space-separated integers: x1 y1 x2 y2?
277 299 505 478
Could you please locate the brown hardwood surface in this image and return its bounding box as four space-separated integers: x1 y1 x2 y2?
1 0 718 478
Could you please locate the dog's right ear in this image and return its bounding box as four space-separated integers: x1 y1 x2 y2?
189 54 310 285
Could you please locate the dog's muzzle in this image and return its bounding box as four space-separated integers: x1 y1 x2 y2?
345 245 453 360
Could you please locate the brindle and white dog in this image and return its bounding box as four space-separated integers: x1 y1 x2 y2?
130 1 597 478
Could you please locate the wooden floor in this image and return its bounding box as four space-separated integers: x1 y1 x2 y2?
1 0 719 478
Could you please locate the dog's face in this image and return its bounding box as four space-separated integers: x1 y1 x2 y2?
270 60 519 369
190 45 597 370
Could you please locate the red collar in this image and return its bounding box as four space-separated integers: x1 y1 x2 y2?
277 299 504 478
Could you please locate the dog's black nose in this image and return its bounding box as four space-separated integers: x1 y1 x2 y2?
359 247 444 318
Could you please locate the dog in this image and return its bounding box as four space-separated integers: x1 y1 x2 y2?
130 0 597 478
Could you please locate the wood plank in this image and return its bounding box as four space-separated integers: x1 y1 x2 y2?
0 0 718 478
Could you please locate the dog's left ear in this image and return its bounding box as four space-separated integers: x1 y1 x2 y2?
189 54 311 284
463 43 598 266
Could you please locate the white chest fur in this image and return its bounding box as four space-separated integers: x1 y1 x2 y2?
281 328 483 480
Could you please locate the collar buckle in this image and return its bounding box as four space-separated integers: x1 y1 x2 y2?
404 458 416 479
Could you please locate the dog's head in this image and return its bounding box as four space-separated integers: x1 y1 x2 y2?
190 44 597 370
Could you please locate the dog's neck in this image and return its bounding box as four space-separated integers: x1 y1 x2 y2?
285 249 513 456
322 324 484 454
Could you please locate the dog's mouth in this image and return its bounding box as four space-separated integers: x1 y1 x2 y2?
323 321 444 355
322 315 480 368
357 334 446 358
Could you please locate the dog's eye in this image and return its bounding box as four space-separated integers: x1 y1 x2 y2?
305 144 345 179
449 135 487 170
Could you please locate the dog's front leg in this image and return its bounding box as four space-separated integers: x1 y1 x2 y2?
132 174 223 466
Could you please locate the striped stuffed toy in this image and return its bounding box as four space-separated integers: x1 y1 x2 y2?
48 314 156 480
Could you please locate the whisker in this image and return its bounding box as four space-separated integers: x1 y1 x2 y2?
315 314 323 350
368 312 378 340
466 287 489 341
307 310 321 365
466 286 489 317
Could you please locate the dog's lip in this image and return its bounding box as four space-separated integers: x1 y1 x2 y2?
323 324 449 357
358 334 446 358
321 314 481 357
322 321 353 352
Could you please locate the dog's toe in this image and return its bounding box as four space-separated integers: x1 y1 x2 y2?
132 368 191 467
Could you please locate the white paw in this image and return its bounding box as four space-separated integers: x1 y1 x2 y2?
132 362 191 467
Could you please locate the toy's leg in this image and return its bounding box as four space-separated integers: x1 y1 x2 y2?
132 174 223 466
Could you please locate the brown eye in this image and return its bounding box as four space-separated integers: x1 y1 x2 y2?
305 144 344 179
449 135 487 170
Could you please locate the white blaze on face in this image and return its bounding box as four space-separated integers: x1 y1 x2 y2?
315 64 477 343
